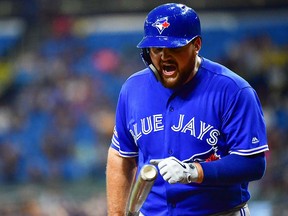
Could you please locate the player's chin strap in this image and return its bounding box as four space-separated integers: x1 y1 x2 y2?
140 48 160 82
149 64 161 82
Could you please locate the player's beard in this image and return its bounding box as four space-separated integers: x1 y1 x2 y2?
158 59 196 89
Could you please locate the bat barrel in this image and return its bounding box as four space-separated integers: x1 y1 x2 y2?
140 164 158 181
126 164 158 215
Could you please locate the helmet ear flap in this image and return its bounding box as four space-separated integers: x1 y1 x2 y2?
140 48 160 81
140 48 152 66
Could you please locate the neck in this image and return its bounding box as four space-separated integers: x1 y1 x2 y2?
188 55 201 82
194 55 202 76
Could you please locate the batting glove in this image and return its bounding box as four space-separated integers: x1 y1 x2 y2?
151 157 199 184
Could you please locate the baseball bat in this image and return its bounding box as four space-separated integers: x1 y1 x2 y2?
126 164 158 216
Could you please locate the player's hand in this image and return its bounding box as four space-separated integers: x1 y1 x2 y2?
150 157 198 184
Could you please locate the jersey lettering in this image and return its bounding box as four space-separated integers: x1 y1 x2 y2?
130 114 220 145
197 121 213 140
171 114 184 131
180 117 196 137
154 114 164 131
207 129 220 145
141 116 153 135
129 123 142 145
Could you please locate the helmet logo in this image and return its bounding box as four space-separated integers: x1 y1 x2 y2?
152 17 170 34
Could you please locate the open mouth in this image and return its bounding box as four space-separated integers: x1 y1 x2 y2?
162 65 177 76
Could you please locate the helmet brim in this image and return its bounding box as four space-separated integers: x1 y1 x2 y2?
137 36 192 48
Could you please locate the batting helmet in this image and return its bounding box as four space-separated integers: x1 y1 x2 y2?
137 3 201 66
137 3 201 48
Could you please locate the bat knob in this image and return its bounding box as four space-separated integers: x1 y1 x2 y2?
126 164 158 215
126 212 139 216
141 164 158 181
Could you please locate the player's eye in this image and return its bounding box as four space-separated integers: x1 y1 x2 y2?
150 47 163 54
172 47 183 52
150 47 184 55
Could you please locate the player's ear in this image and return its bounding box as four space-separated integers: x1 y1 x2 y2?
192 37 202 53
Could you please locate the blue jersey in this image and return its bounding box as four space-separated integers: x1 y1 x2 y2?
111 57 268 216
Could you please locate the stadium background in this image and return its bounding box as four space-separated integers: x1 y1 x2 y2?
0 0 287 215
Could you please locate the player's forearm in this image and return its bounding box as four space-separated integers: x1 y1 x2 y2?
106 148 137 216
200 153 266 185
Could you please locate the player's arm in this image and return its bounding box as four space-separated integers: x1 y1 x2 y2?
106 147 137 215
151 152 266 185
200 152 266 185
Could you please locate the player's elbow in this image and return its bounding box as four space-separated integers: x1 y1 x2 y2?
252 152 267 180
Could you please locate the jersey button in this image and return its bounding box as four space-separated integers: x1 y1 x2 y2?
168 149 173 155
169 106 174 112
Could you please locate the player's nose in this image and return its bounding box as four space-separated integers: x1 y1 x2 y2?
160 48 172 60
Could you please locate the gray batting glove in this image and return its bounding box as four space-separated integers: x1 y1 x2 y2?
150 157 198 184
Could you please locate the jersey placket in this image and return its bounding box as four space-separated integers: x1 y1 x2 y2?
164 92 178 157
164 93 180 214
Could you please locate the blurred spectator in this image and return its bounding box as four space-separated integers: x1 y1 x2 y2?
0 140 23 183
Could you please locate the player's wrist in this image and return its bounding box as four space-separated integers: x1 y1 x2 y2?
193 162 204 183
187 163 203 184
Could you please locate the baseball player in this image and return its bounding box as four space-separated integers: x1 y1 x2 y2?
106 3 269 216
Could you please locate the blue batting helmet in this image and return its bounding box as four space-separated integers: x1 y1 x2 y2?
137 3 201 49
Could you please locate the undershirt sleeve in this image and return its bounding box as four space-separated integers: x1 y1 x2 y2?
200 153 266 185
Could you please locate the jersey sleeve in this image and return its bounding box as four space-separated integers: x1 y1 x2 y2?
110 85 139 158
222 87 269 156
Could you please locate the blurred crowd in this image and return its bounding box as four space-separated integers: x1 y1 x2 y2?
0 14 287 215
0 16 142 185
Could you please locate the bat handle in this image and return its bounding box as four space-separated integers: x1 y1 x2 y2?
126 164 157 216
127 212 139 216
150 159 163 166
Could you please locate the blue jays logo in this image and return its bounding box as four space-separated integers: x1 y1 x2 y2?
152 17 170 34
183 147 221 163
